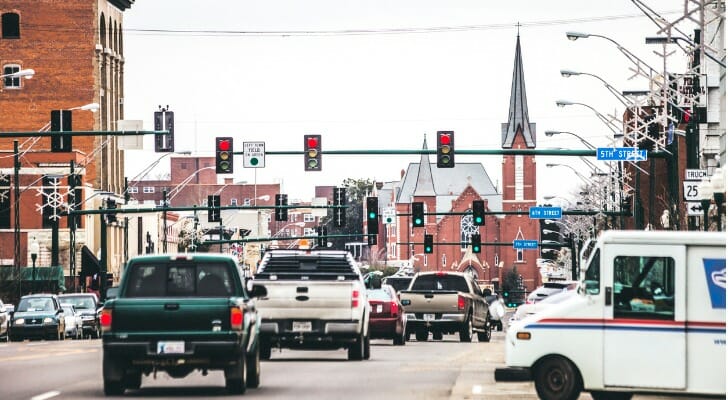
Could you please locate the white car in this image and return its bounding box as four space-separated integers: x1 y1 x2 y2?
61 304 83 340
509 289 576 325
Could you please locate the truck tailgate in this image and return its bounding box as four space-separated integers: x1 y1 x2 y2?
257 281 356 320
111 298 233 333
401 290 461 314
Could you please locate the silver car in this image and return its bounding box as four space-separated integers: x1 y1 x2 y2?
61 304 83 340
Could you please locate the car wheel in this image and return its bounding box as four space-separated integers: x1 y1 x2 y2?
246 342 261 388
123 370 142 390
260 338 272 360
347 331 365 361
363 336 370 360
415 329 428 342
478 319 492 342
224 352 247 394
432 331 443 341
590 391 633 400
534 356 583 400
103 353 126 396
459 315 473 342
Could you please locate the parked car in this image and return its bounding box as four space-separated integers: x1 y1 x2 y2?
525 280 578 304
484 290 506 331
61 304 83 340
4 303 14 314
0 300 9 340
367 284 407 345
9 294 66 341
58 293 100 338
382 275 414 293
509 289 577 324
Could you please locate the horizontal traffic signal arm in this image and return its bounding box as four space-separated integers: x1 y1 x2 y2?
65 203 342 216
251 148 671 158
396 241 570 247
401 209 631 217
204 232 362 245
0 130 167 137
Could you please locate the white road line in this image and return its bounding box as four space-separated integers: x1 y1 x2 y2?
31 391 60 400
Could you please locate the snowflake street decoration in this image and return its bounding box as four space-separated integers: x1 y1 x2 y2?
36 176 72 221
0 173 9 203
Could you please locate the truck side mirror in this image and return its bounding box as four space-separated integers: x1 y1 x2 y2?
105 287 120 301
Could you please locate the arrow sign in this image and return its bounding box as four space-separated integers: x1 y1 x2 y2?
513 240 539 249
529 206 562 219
597 147 647 161
686 201 705 217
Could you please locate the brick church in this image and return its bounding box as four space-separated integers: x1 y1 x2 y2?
377 35 541 291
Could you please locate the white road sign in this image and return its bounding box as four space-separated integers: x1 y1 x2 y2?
243 142 265 168
685 169 708 181
686 202 705 217
683 181 701 201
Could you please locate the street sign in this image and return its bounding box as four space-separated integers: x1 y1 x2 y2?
685 169 708 181
597 147 647 161
529 206 562 219
513 240 538 249
683 181 701 201
243 141 265 168
686 202 705 216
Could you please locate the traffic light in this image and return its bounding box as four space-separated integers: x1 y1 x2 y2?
275 194 288 221
207 195 221 222
472 200 485 226
412 202 424 227
436 131 454 168
106 198 117 224
304 134 322 171
366 197 379 235
154 110 175 152
316 225 328 248
471 233 481 253
424 234 433 254
333 187 346 227
50 110 72 152
215 137 234 174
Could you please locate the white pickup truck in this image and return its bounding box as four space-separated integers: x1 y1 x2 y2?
253 249 371 361
496 231 726 400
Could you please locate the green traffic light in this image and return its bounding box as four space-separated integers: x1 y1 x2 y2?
475 216 483 224
425 246 432 253
369 212 376 219
473 246 480 253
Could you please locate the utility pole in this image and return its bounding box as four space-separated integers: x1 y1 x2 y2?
13 141 21 300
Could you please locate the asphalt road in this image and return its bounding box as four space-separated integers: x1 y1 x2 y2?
0 331 712 400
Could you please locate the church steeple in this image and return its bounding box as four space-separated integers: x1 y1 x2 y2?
501 34 536 149
413 134 436 196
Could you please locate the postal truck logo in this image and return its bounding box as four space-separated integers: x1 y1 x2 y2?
703 258 726 309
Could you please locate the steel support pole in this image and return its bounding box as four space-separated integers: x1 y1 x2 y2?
13 141 21 299
69 161 76 292
100 209 107 301
162 190 167 253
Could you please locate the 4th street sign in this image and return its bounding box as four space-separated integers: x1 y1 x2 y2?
243 142 265 168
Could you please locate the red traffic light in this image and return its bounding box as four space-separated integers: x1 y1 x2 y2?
218 139 231 151
439 133 451 145
307 136 318 148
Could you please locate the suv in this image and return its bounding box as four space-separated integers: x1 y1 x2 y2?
10 294 66 341
58 293 100 338
525 281 578 304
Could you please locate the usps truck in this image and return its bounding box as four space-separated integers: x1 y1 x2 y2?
496 231 725 400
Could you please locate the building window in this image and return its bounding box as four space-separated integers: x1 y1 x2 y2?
243 198 251 206
2 13 20 38
460 213 479 250
516 249 524 262
143 187 155 194
303 213 314 222
128 186 138 194
304 228 316 236
202 198 208 206
3 64 22 89
0 186 9 228
230 198 238 206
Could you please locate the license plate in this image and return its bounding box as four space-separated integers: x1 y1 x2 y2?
292 321 312 332
157 341 185 354
376 305 383 313
424 314 435 321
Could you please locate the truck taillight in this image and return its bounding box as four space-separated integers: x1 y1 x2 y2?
390 301 398 317
230 307 244 330
100 309 112 332
457 295 466 311
352 289 359 308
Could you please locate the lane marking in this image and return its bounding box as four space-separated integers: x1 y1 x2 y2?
0 348 97 362
31 391 60 400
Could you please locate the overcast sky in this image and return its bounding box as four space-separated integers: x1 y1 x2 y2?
122 0 689 203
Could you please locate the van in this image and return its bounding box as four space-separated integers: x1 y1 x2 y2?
495 231 725 400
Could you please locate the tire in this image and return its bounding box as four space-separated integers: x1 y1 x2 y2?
260 339 272 361
363 336 370 360
393 330 405 346
123 371 142 390
415 329 428 342
432 331 443 341
591 391 633 400
478 319 492 342
347 331 365 360
534 356 583 400
459 315 473 342
225 352 247 394
103 354 126 396
246 343 261 388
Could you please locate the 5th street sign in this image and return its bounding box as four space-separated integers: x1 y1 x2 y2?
243 142 265 168
597 147 647 161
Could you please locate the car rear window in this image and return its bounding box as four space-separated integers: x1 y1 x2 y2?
383 277 412 292
410 275 469 292
256 253 359 280
367 289 393 301
58 295 96 310
125 262 235 298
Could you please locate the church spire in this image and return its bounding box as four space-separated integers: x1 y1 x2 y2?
413 134 436 196
501 34 536 148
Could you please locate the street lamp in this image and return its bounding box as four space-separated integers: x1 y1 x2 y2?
566 32 659 75
645 36 726 68
30 237 40 292
555 100 623 136
546 163 591 184
0 68 35 79
560 69 632 107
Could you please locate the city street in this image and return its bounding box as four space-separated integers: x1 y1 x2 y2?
0 331 703 400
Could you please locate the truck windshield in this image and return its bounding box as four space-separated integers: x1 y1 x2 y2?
410 275 469 292
125 263 234 297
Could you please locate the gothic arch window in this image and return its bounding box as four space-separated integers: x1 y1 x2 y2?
99 14 106 47
2 12 20 38
460 212 478 250
464 266 478 280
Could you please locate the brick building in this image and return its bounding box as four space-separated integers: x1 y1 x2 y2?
0 1 134 291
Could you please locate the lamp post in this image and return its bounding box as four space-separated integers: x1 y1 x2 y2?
698 178 713 231
560 69 632 107
545 163 591 184
645 36 726 68
555 100 623 136
711 168 725 231
30 237 40 292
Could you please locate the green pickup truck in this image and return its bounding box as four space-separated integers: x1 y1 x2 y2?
101 254 267 395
